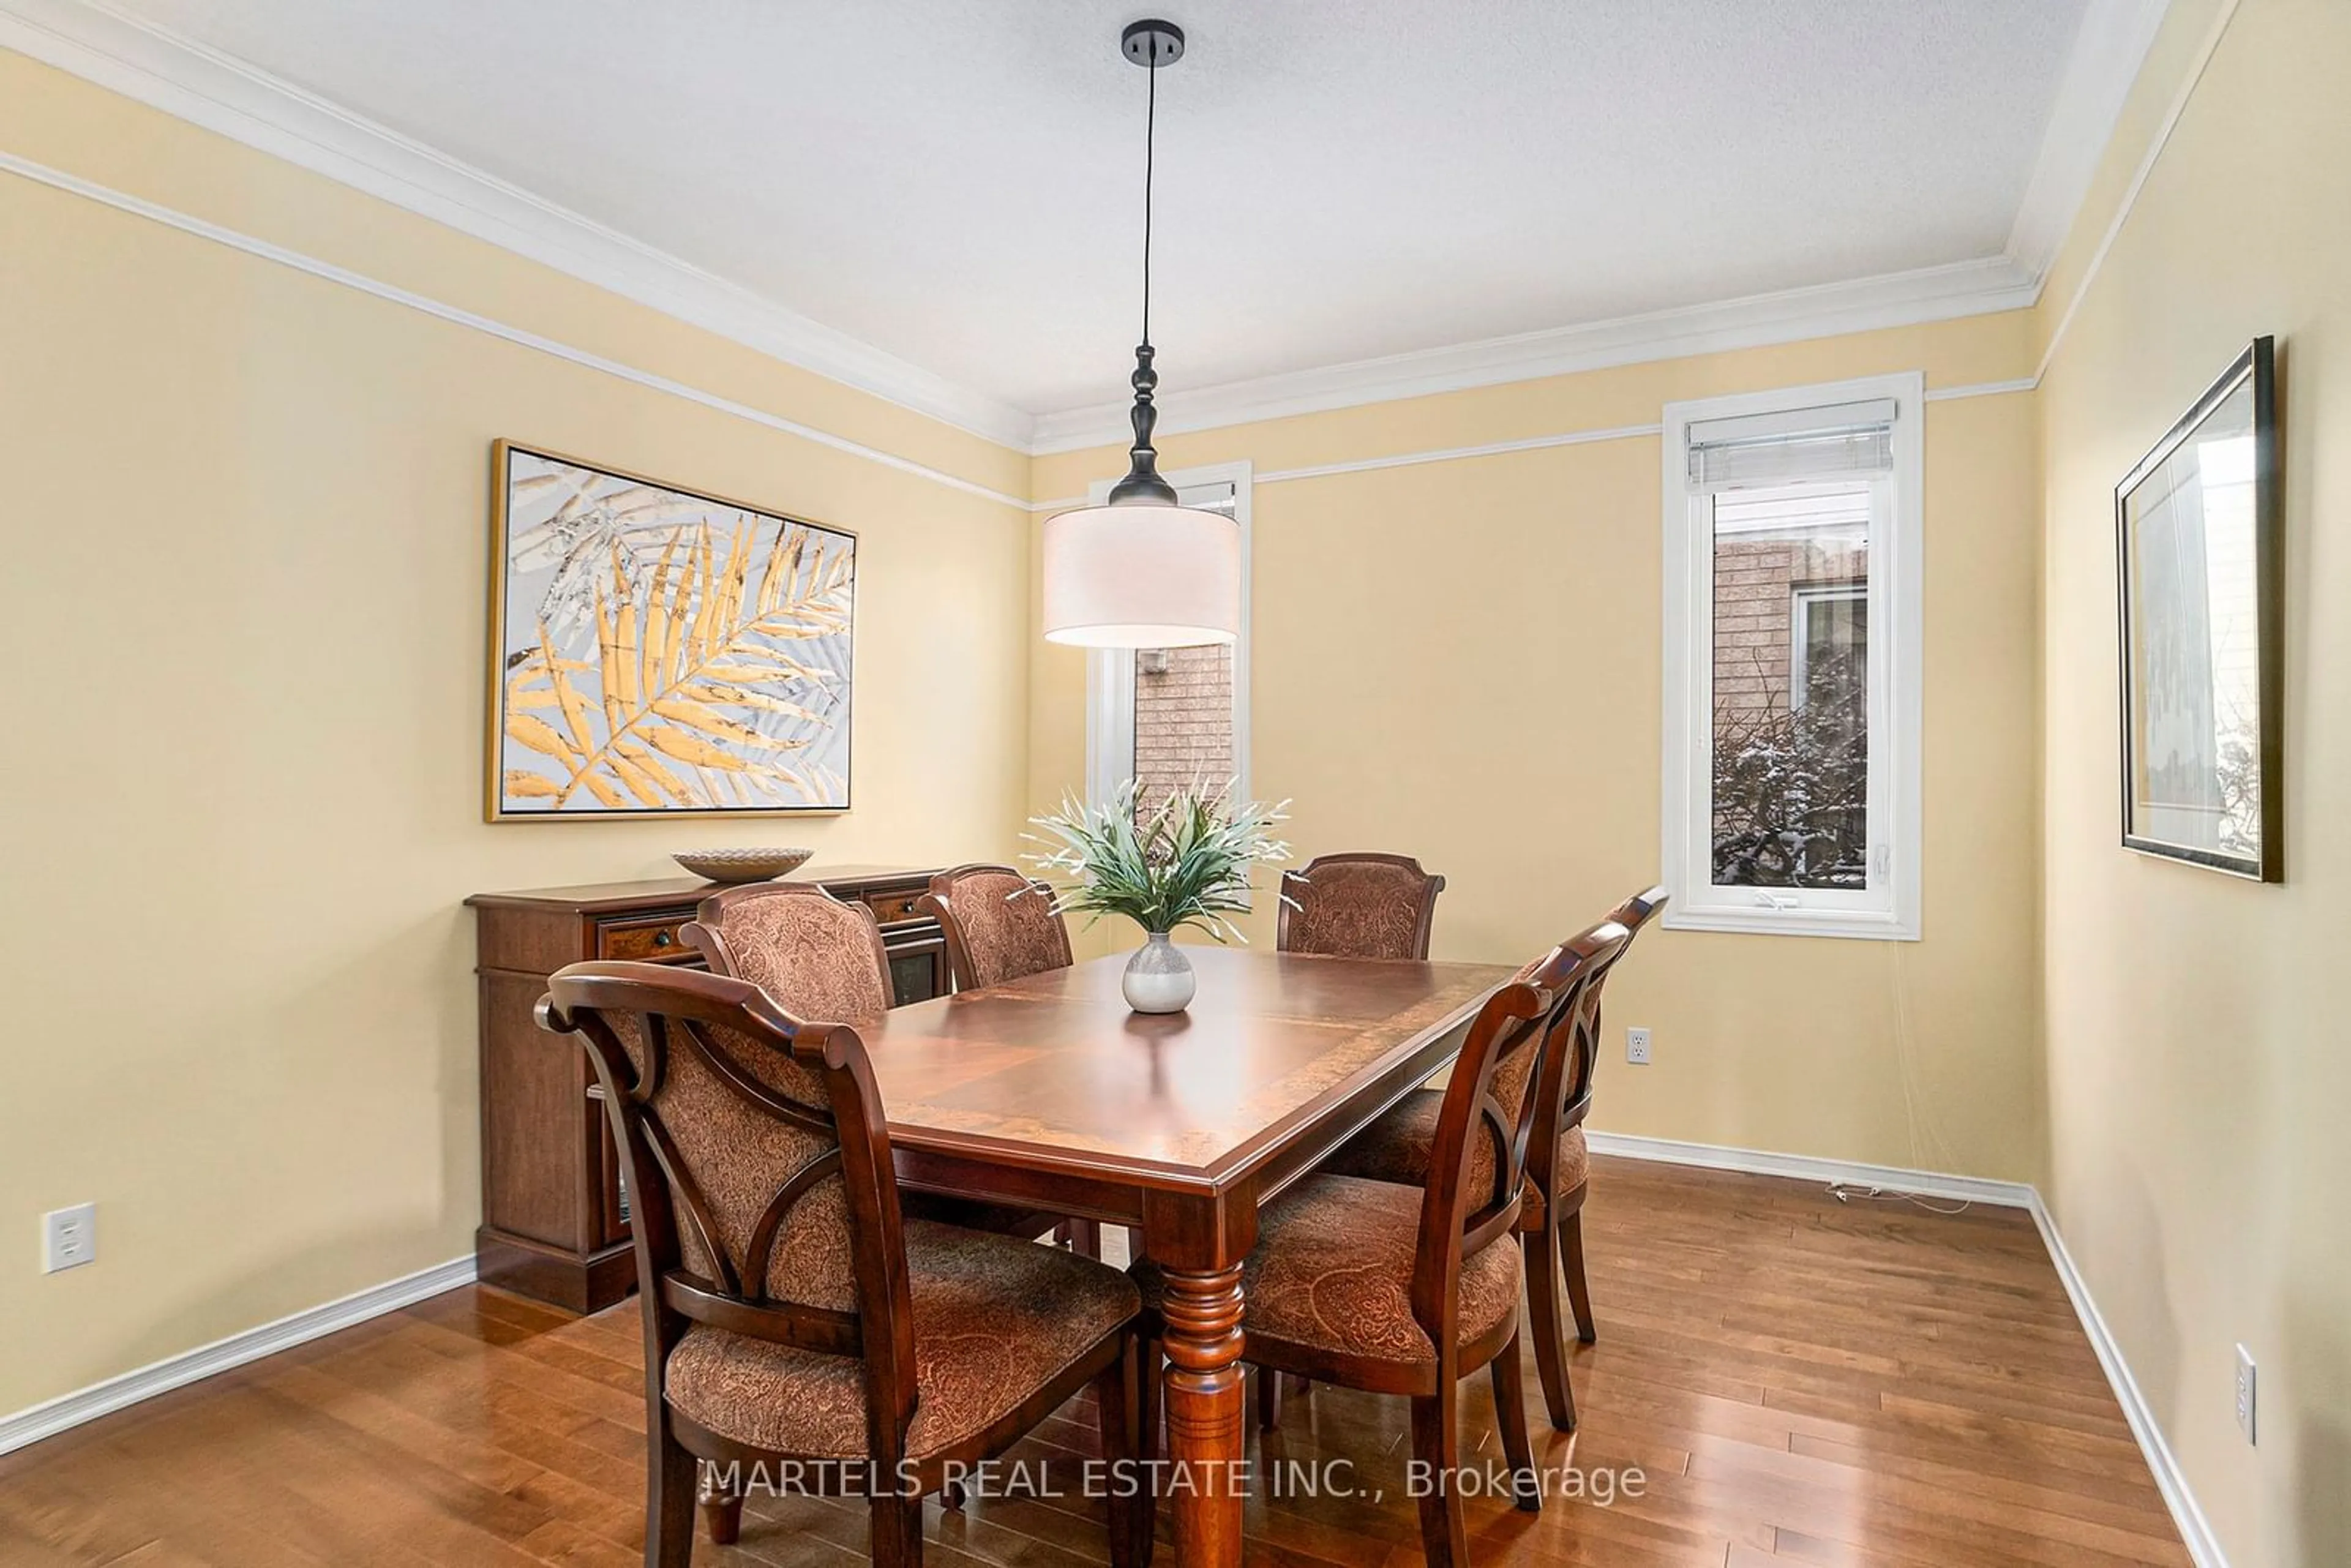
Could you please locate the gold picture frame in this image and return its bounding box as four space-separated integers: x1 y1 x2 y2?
484 440 856 821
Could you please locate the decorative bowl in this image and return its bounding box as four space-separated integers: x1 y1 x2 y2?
672 847 813 884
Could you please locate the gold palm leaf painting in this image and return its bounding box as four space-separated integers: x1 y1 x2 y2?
487 443 854 819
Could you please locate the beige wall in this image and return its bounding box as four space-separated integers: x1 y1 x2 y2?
2036 2 2350 1562
13 10 2349 1559
1029 310 2048 1184
0 54 1032 1417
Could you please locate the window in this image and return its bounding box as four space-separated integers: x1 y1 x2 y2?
1085 461 1252 812
1660 375 1922 939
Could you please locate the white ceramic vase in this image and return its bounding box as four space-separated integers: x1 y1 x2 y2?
1122 931 1196 1014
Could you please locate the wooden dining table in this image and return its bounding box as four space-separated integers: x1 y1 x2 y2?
855 943 1517 1568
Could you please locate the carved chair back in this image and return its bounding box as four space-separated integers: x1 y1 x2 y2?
1277 852 1447 961
1409 924 1627 1344
1523 888 1668 1202
537 962 918 1463
684 881 894 1019
915 863 1073 991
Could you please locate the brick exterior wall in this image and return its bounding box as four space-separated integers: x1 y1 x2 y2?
1133 643 1234 812
1711 538 1867 717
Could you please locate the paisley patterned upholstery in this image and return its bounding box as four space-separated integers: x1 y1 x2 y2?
603 1010 858 1310
692 885 891 1022
1133 1174 1521 1366
689 885 1054 1242
926 866 1073 990
1557 1124 1590 1191
1279 855 1444 961
666 1218 1139 1458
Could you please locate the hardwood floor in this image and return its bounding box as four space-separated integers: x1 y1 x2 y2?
0 1158 2189 1567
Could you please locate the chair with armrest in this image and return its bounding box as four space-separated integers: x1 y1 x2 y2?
1319 885 1667 1430
538 961 1146 1566
1132 924 1630 1566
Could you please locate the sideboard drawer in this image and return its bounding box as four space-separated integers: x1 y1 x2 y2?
598 915 692 962
864 887 927 925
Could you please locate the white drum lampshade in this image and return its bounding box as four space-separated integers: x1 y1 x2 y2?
1041 500 1240 648
1041 20 1238 651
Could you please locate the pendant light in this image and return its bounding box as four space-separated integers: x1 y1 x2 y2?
1041 18 1240 650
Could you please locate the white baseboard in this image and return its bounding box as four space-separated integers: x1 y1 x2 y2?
1585 1128 2227 1568
2027 1195 2231 1568
1584 1128 2039 1209
0 1254 474 1457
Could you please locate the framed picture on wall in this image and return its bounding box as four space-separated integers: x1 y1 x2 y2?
2115 337 2281 880
486 441 855 820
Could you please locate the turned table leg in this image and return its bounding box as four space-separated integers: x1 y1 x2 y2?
1158 1262 1247 1568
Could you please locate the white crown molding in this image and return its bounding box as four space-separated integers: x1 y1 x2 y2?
0 0 1038 452
0 1255 474 1457
2006 0 2173 282
1 0 2164 462
2038 0 2241 383
1027 257 2040 454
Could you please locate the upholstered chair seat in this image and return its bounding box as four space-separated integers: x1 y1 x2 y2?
1134 1174 1521 1367
1278 852 1446 961
668 1217 1139 1458
1324 1092 1591 1206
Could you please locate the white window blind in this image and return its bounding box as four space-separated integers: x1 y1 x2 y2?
1685 398 1897 490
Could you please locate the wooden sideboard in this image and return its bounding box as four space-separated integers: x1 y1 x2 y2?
466 866 947 1311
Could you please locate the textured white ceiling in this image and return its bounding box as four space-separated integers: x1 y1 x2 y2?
98 0 2090 418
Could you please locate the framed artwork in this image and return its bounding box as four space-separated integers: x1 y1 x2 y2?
2115 337 2281 880
486 441 855 820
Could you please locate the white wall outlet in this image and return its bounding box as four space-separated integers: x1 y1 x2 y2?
1625 1026 1652 1065
2235 1344 2257 1444
42 1203 96 1273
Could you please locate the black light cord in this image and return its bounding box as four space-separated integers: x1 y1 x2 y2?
1141 43 1157 350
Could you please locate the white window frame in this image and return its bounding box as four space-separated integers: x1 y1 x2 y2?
1659 373 1922 941
1789 582 1868 710
1084 459 1253 808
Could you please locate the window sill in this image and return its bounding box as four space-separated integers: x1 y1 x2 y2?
1662 905 1919 942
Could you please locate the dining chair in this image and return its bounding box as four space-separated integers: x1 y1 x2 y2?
1132 926 1628 1567
537 962 1147 1567
915 863 1074 992
1277 852 1446 961
1319 887 1667 1431
909 866 1108 1256
684 882 1087 1254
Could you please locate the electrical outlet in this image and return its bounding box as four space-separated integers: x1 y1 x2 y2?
1625 1026 1652 1065
42 1203 96 1273
2235 1345 2257 1444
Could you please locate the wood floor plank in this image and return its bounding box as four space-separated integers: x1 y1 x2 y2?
0 1158 2188 1566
